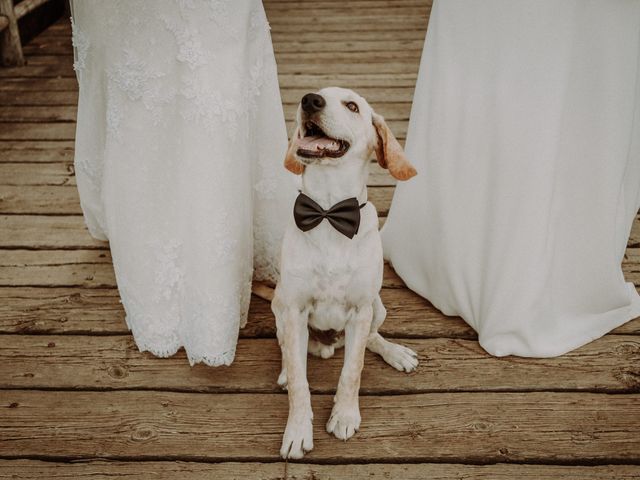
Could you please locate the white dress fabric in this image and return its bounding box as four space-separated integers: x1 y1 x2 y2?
70 0 294 366
382 0 640 357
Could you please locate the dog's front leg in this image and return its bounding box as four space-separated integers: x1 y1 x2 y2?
326 304 373 441
277 304 313 459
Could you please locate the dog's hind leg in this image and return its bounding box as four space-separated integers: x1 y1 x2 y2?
367 295 419 373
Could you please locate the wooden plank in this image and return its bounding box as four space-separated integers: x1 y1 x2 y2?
34 27 429 42
43 12 429 28
0 185 394 215
0 161 389 188
263 0 431 4
0 56 419 75
0 286 478 338
23 38 426 55
0 103 408 123
1 390 638 462
0 88 414 106
0 121 406 141
8 461 640 480
0 215 105 248
0 162 75 185
1 286 638 338
0 61 418 78
266 3 430 14
20 50 422 66
0 141 75 162
0 76 75 91
0 122 76 139
1 461 638 480
0 63 73 77
0 74 419 90
0 249 403 288
0 185 81 214
0 91 77 106
0 105 76 121
1 334 638 393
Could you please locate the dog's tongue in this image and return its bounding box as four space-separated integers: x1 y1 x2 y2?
296 135 341 152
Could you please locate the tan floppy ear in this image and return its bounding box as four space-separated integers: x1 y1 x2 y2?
284 126 305 175
372 112 417 181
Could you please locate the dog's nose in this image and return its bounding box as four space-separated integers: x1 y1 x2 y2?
301 93 325 114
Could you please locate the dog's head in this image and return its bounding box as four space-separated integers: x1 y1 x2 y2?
284 87 417 181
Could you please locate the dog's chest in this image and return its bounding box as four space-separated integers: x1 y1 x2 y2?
297 225 381 332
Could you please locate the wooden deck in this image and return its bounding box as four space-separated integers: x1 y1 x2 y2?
1 0 640 478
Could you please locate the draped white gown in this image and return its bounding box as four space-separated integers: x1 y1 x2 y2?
382 0 640 357
71 0 295 366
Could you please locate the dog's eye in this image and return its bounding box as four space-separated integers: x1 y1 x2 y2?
345 101 359 113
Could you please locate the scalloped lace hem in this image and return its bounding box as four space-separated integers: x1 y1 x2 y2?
128 320 237 367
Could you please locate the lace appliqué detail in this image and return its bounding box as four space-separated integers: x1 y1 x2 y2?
117 239 241 367
180 77 244 139
151 239 184 302
207 0 240 40
161 15 208 70
70 17 89 73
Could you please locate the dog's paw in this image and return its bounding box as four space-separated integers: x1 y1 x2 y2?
382 342 419 373
277 368 288 391
326 403 361 441
280 414 314 459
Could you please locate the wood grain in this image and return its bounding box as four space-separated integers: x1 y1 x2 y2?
1 460 638 480
0 286 481 338
0 185 395 215
0 334 638 393
3 247 640 290
0 141 75 162
0 89 414 106
2 2 639 474
1 390 638 462
1 286 638 338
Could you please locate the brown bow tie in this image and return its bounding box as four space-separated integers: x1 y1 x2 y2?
293 192 366 239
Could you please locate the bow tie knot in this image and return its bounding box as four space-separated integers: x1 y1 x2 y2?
293 192 366 239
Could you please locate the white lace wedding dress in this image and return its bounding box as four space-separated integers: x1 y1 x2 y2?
70 0 295 366
382 0 640 357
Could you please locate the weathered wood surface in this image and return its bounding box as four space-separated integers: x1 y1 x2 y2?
2 248 640 291
3 213 640 251
0 184 395 215
0 286 480 338
1 390 639 462
0 73 420 90
0 103 411 121
0 160 392 188
1 461 638 480
1 334 638 393
0 141 75 162
1 284 638 339
0 89 416 106
1 1 640 475
0 249 404 288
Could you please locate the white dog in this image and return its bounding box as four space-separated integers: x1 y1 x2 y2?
272 87 419 459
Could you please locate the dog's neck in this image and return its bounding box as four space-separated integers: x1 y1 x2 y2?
300 160 369 210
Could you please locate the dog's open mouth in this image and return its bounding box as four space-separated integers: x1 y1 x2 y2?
296 121 350 159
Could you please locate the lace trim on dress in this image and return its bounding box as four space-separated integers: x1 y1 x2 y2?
72 0 284 365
